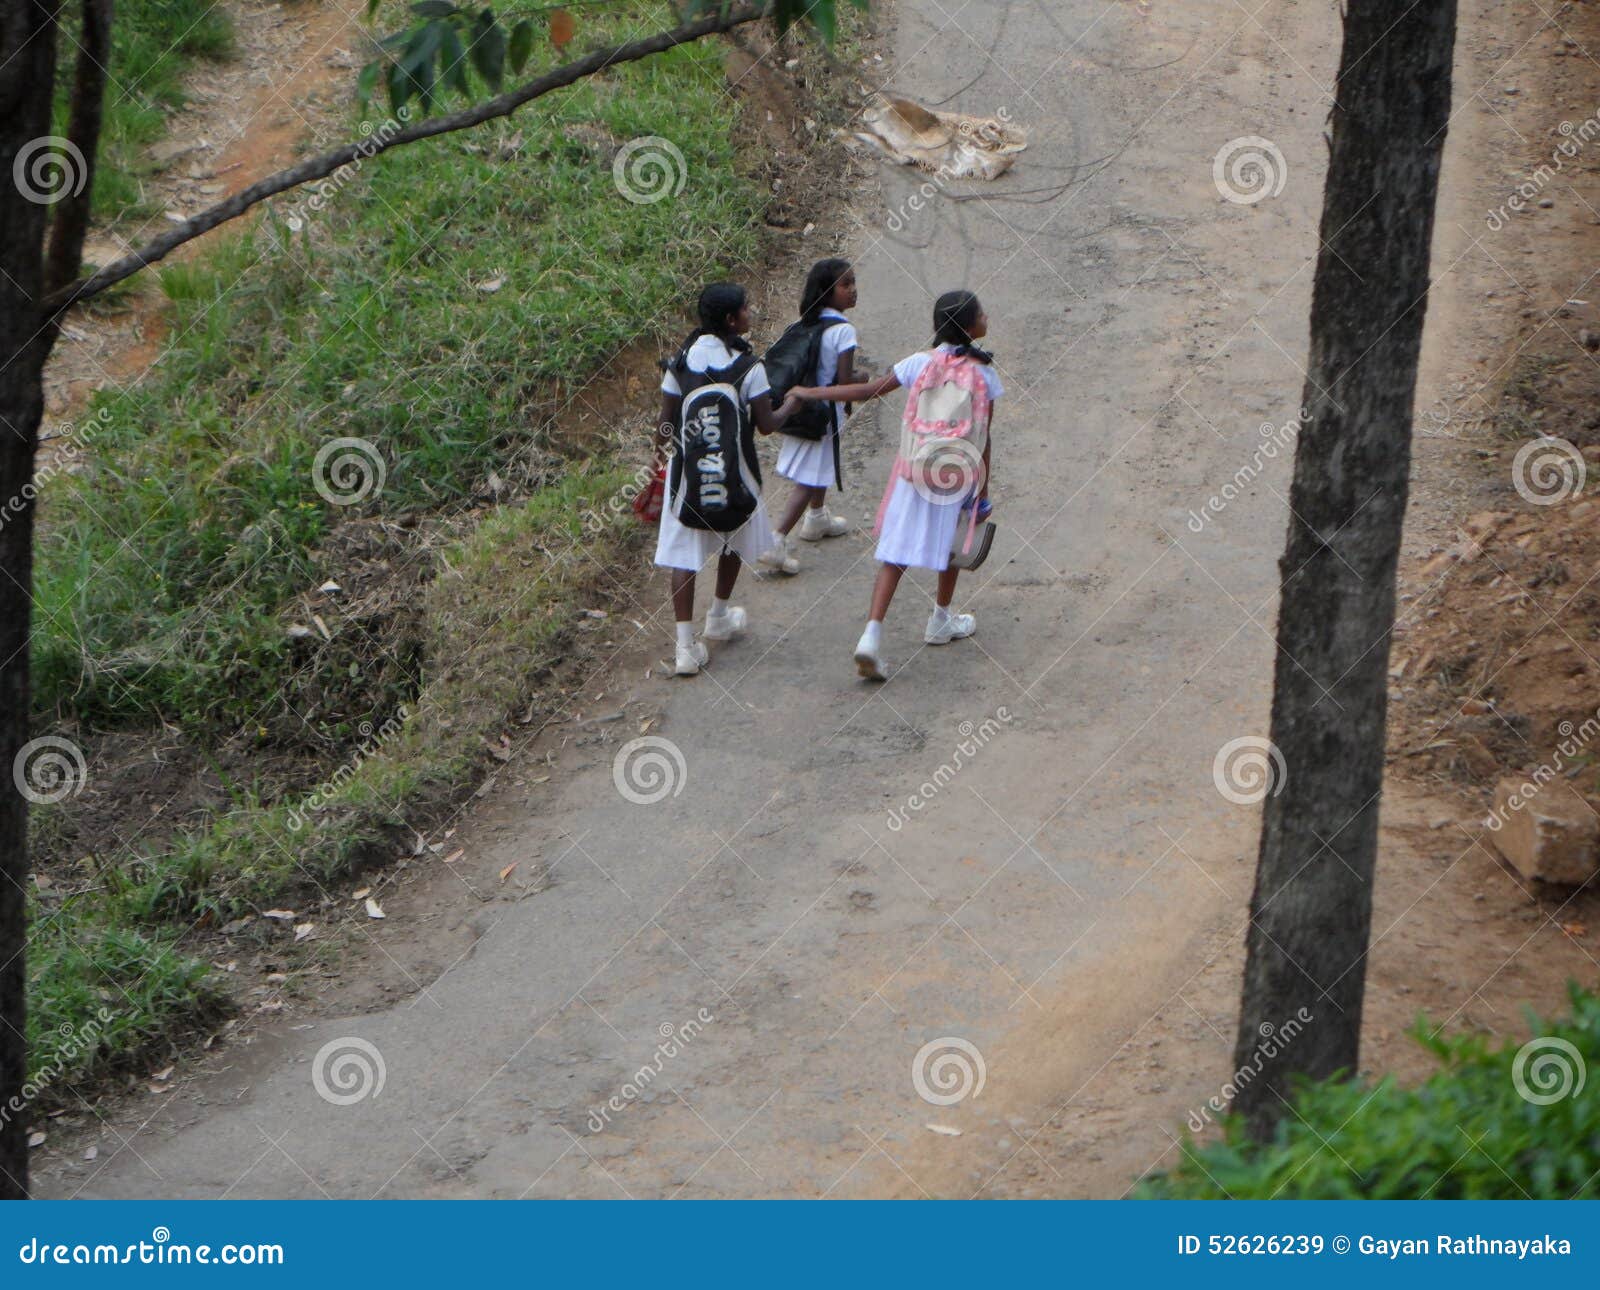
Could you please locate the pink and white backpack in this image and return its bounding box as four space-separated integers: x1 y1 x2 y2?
876 348 992 552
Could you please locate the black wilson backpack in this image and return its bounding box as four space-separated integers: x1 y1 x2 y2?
762 319 834 441
668 353 763 532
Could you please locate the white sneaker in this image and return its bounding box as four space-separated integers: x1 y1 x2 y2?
924 611 976 645
798 509 849 541
703 605 748 641
854 630 886 681
674 640 709 676
757 539 800 576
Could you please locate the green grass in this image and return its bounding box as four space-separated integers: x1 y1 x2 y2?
57 0 235 222
1141 985 1600 1199
28 0 808 1086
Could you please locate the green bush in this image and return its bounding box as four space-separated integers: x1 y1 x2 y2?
1142 985 1600 1199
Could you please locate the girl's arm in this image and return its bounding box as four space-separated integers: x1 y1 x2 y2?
835 347 856 417
655 393 680 465
795 371 901 405
750 392 802 436
980 408 995 500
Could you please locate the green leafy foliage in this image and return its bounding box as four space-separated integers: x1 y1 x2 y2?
1142 985 1600 1199
360 0 865 117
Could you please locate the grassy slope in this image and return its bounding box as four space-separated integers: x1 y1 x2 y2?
28 4 768 1089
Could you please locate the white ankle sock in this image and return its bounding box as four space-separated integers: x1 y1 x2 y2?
930 604 952 626
675 621 695 648
710 597 730 617
860 620 882 650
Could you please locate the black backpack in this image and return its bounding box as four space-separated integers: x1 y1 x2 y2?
762 318 835 441
668 353 763 532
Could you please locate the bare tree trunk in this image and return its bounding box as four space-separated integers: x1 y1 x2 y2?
0 1 61 1203
1232 0 1457 1138
44 0 112 296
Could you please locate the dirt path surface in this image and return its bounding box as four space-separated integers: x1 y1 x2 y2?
40 0 1585 1199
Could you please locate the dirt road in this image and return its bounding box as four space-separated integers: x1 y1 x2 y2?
45 0 1510 1198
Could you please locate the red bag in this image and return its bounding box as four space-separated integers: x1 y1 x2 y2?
633 465 665 524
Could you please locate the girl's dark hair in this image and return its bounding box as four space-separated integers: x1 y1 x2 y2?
673 282 751 366
800 258 852 322
932 289 991 363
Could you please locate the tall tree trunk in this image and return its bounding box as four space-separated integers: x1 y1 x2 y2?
44 0 112 296
0 0 60 1202
1232 0 1458 1138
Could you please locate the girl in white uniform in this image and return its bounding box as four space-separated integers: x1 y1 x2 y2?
792 290 1002 680
762 259 859 575
655 283 800 676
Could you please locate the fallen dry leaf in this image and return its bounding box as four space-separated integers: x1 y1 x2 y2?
84 1145 98 1162
352 887 371 901
1562 922 1588 938
152 1066 174 1082
499 862 519 883
148 1082 171 1095
444 849 465 864
262 909 296 921
27 1131 45 1148
476 275 506 294
365 898 386 920
294 923 314 942
925 1124 962 1137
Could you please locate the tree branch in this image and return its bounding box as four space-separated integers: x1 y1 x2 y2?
44 0 113 298
42 1 766 315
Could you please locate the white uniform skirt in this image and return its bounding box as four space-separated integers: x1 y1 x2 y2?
775 428 840 488
654 495 778 572
874 477 967 572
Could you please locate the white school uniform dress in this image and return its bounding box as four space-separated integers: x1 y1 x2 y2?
654 334 779 572
874 345 1005 572
774 308 858 489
